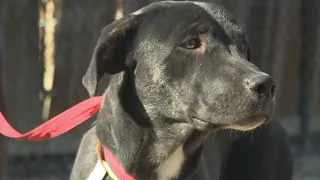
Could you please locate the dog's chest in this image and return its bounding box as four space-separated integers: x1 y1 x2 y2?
156 145 185 180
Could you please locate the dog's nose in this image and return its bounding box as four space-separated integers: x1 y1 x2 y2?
245 75 276 99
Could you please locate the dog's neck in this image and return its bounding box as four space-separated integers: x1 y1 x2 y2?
95 72 206 179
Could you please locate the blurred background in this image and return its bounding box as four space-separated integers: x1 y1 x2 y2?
0 0 319 179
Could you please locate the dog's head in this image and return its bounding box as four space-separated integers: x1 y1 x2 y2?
83 1 276 133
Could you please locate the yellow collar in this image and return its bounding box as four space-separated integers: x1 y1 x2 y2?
87 140 119 180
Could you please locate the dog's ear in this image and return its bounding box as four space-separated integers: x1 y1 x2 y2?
82 15 141 96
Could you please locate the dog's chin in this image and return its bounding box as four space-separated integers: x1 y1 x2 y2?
184 114 268 156
224 114 267 131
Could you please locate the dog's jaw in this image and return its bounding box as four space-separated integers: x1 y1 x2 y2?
95 73 197 179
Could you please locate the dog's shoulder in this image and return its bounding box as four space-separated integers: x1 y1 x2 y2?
69 126 99 180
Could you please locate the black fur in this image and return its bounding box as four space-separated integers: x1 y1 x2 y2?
70 1 293 180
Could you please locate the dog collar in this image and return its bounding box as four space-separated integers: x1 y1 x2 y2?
88 140 135 180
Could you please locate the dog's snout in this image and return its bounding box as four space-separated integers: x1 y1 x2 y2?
245 75 276 99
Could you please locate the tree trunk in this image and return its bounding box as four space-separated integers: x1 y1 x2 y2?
0 25 7 180
51 0 116 117
298 0 320 152
48 0 116 153
0 0 43 155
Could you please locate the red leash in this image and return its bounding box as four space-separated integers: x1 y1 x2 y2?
0 95 136 180
0 96 103 140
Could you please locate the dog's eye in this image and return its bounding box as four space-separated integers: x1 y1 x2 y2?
238 42 251 61
180 37 202 49
239 44 247 52
238 43 249 57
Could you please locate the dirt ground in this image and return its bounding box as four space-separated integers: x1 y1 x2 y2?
281 116 320 180
6 146 320 180
5 151 320 180
293 153 320 180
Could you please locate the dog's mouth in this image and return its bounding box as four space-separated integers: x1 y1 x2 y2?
190 117 219 132
191 114 268 132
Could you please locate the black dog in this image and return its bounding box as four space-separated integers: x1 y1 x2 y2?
70 1 293 180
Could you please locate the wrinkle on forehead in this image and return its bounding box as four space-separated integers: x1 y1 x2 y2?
132 1 195 16
192 2 244 35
